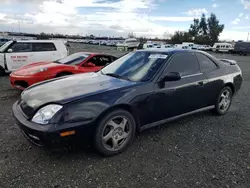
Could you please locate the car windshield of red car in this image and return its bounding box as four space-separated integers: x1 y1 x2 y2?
57 52 90 65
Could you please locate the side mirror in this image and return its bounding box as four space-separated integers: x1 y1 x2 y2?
7 49 13 53
162 72 181 82
84 62 96 67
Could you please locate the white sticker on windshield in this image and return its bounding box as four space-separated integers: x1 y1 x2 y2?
149 54 168 59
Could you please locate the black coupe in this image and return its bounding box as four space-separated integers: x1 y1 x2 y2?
13 49 243 156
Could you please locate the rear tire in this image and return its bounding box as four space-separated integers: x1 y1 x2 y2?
214 87 233 116
94 109 136 156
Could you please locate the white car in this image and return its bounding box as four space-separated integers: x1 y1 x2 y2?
106 41 113 46
117 38 139 49
161 44 173 48
0 40 68 75
212 43 233 53
174 44 189 49
182 42 195 49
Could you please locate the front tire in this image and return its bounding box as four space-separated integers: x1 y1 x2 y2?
214 87 233 115
94 109 136 156
0 67 5 77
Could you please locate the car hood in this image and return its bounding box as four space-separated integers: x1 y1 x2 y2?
13 61 60 75
21 72 137 111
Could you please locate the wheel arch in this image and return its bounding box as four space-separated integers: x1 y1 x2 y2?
96 104 141 133
0 65 5 76
225 82 235 95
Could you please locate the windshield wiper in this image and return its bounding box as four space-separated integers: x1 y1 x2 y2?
105 73 131 81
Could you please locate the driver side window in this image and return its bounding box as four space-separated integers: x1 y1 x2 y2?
9 42 32 53
165 52 200 77
86 56 111 67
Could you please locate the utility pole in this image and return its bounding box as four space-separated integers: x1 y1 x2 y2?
247 32 249 41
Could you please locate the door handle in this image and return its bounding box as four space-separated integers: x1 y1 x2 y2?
197 80 208 86
197 81 204 86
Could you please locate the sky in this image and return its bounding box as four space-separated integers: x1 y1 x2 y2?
0 0 250 41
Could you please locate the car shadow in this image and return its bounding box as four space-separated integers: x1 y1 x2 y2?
40 110 214 160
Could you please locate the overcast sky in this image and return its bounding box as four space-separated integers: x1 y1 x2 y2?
0 0 250 40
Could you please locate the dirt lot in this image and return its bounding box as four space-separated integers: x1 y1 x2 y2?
0 44 250 188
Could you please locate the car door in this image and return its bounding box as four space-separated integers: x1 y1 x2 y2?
151 52 208 123
32 42 58 62
195 52 224 106
5 42 35 71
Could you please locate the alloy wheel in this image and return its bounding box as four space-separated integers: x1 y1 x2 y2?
101 116 131 151
218 90 231 112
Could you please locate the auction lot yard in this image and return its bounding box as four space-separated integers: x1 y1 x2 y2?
0 43 250 188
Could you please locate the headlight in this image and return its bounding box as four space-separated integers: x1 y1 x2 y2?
32 104 62 125
29 68 48 75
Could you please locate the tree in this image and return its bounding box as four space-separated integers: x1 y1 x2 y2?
170 31 192 44
207 13 224 43
189 18 200 38
199 14 208 36
170 13 224 44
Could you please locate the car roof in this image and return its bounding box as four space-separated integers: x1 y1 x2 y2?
138 48 199 54
15 40 64 43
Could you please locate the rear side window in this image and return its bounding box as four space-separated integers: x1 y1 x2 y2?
166 52 200 77
33 43 56 52
196 53 217 73
10 43 32 52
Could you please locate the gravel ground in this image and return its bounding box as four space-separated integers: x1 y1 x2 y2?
0 44 250 188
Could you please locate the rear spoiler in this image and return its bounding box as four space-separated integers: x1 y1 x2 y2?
219 59 237 65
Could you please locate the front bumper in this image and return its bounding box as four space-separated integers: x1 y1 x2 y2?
12 101 94 147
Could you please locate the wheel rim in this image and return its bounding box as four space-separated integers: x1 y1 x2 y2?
218 90 231 112
101 116 131 151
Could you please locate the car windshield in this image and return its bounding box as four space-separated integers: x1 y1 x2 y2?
0 41 13 52
57 52 89 65
101 51 168 82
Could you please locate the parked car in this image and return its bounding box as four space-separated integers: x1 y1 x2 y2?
92 40 100 45
100 41 107 45
196 45 205 50
10 52 117 90
202 45 212 51
13 49 242 156
117 38 139 49
212 43 233 53
0 40 68 76
143 42 154 49
106 41 113 46
182 42 195 49
161 44 173 48
174 44 189 49
232 41 250 55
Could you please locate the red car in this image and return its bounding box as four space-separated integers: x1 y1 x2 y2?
10 52 117 90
